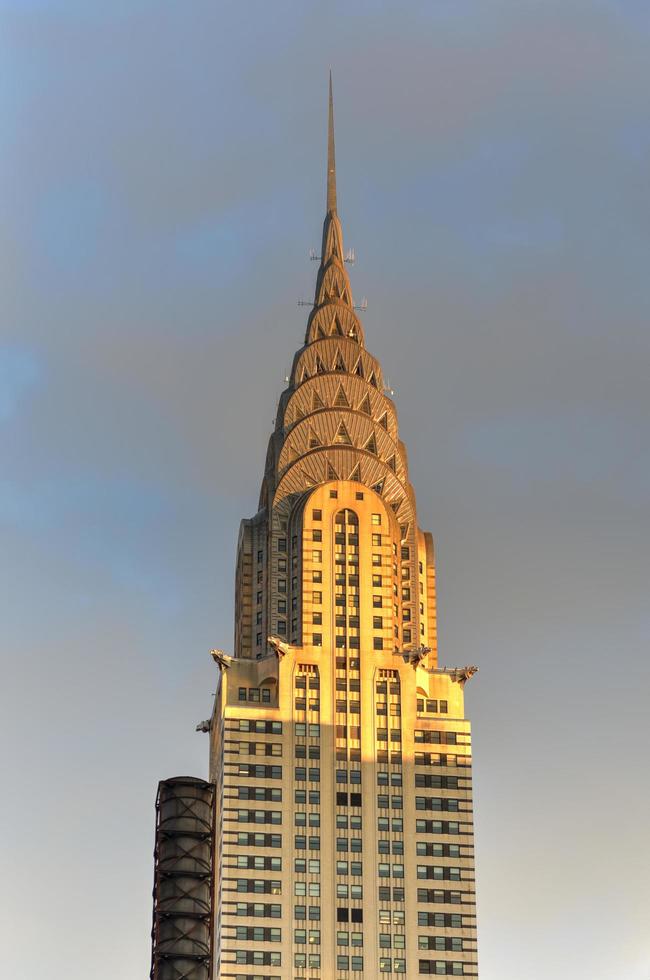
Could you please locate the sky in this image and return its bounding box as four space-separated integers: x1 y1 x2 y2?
1 1 649 977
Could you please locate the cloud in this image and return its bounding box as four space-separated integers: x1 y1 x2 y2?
0 346 41 420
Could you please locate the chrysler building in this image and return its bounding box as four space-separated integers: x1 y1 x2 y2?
150 76 479 980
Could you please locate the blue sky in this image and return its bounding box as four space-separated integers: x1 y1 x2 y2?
1 2 650 978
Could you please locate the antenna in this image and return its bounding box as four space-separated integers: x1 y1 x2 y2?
353 298 368 312
309 247 354 263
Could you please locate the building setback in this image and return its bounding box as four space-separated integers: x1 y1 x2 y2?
196 77 478 980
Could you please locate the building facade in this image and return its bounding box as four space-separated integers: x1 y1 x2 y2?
208 79 479 980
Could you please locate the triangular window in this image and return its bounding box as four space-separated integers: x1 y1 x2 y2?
327 461 339 481
312 391 325 411
334 423 352 446
334 350 346 373
349 463 361 482
308 431 322 449
334 386 350 408
302 470 316 487
354 358 364 378
368 371 378 389
317 324 327 340
372 478 385 495
387 454 397 473
334 316 345 337
359 394 372 416
316 356 326 375
400 524 409 542
378 412 388 431
364 434 377 455
390 499 402 512
294 406 305 422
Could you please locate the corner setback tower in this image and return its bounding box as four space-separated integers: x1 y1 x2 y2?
209 77 479 980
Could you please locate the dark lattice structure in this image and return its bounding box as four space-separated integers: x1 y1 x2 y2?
150 777 215 980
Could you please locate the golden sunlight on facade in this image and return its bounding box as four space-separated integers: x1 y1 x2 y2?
207 77 479 980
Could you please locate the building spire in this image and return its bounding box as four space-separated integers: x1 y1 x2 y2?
327 70 337 214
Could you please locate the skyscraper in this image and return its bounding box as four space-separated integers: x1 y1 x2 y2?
208 77 479 979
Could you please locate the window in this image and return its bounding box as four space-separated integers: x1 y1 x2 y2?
312 509 322 520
